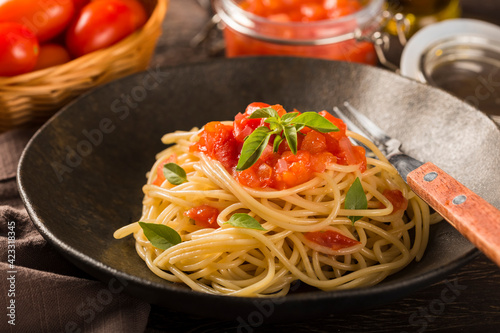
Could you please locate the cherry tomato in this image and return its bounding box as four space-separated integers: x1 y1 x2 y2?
0 22 39 77
65 0 147 57
0 0 74 43
33 44 71 71
73 0 91 13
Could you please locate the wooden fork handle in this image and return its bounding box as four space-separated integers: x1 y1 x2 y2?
407 162 500 267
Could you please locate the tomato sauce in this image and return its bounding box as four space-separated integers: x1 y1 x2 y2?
190 102 366 190
305 230 360 250
380 189 408 212
152 154 178 186
221 0 377 64
184 205 220 229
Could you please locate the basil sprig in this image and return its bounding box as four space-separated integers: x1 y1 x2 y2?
139 222 182 250
163 162 187 185
226 213 267 231
344 177 368 224
236 108 339 171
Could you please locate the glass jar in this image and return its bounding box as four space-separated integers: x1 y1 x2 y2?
400 19 500 124
213 0 385 65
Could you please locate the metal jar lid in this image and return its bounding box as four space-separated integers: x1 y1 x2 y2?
400 19 500 123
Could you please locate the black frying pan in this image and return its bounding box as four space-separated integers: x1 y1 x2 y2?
17 57 500 321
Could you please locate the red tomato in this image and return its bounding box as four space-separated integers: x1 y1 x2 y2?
191 104 366 190
151 155 178 186
224 0 375 64
301 131 327 154
319 111 346 140
190 121 241 171
245 102 271 114
305 230 360 250
381 189 408 212
73 0 91 13
233 113 266 142
114 0 149 28
33 44 71 70
184 205 220 229
0 0 74 42
0 23 39 76
65 0 147 57
336 136 367 172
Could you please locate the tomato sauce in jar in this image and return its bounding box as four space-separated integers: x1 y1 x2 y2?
213 0 384 65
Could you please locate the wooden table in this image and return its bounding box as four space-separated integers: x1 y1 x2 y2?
146 1 500 331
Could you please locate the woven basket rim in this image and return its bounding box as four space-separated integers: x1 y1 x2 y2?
0 0 168 86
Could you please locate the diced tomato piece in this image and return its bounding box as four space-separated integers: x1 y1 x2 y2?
305 230 360 250
300 130 327 154
273 150 312 189
238 163 262 188
324 132 341 155
245 102 271 115
270 104 287 117
300 3 328 21
353 145 367 173
335 137 366 172
191 121 240 170
233 116 265 142
381 189 408 212
319 111 347 140
190 103 366 190
233 102 271 142
310 151 336 173
152 154 177 186
336 136 356 165
184 205 220 229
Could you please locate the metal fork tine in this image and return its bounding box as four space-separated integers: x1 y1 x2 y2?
341 102 391 144
332 105 373 143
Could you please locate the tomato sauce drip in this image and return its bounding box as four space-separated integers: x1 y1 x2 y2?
184 205 220 229
190 102 367 190
305 230 360 250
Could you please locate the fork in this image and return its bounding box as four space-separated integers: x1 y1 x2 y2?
333 101 500 267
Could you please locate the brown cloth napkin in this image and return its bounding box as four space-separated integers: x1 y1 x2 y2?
0 128 151 333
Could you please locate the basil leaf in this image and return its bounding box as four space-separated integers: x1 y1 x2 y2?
293 112 339 133
345 177 368 224
226 213 267 231
249 107 279 119
139 222 182 250
163 163 187 185
294 123 305 132
283 124 298 154
236 127 272 171
265 117 281 131
273 134 283 153
280 112 299 124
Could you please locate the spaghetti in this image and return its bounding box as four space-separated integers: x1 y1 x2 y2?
114 103 441 297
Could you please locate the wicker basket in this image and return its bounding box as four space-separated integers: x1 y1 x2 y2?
0 0 168 132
